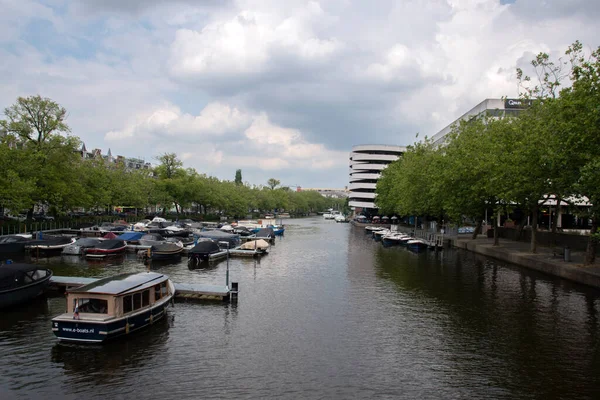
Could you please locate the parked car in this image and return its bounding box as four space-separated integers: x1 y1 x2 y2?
33 214 54 221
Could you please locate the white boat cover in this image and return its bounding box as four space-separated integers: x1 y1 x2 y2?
240 239 270 250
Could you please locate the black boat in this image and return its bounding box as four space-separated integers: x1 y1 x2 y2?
0 262 53 308
52 272 174 343
0 235 31 254
27 236 75 254
149 242 183 260
254 228 276 241
187 240 225 262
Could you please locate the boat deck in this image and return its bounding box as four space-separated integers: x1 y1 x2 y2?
50 276 238 301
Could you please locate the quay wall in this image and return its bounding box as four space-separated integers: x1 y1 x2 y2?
449 237 600 289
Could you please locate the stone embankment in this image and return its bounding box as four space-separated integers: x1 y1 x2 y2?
450 235 600 289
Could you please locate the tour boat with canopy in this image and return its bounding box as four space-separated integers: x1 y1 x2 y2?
52 271 175 343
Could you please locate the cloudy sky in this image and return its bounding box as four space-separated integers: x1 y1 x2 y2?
1 0 598 188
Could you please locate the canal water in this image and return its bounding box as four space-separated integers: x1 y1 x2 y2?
2 217 600 399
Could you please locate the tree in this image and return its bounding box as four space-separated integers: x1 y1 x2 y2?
235 169 243 185
1 95 70 146
267 178 280 190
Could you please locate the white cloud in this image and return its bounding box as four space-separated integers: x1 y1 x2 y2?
104 102 348 174
105 102 252 141
168 3 343 81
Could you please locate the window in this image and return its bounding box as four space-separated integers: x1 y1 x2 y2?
155 284 162 301
161 282 168 297
142 290 150 307
123 295 132 313
77 298 109 314
133 293 142 310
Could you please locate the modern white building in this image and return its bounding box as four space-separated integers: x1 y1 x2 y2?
430 98 531 146
348 144 406 213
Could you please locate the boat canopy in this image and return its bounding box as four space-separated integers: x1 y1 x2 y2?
69 272 166 295
0 235 30 243
73 238 102 246
240 239 270 250
254 228 275 238
93 239 126 250
195 231 240 248
118 232 144 241
188 241 221 255
141 233 166 242
0 263 49 290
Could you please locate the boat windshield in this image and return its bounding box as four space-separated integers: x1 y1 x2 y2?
75 298 108 314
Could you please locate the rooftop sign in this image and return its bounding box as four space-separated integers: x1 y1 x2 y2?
504 98 533 109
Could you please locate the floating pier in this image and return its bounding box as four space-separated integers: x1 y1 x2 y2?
50 276 238 302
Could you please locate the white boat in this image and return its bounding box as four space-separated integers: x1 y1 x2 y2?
62 238 104 255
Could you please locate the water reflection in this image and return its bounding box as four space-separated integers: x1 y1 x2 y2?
370 239 600 399
51 317 170 390
0 296 50 334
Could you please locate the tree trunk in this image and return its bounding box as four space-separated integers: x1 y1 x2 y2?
471 218 482 240
493 217 499 246
516 214 527 241
530 206 538 253
585 216 598 265
551 198 561 234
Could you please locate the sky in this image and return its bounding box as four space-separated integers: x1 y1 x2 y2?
1 0 598 188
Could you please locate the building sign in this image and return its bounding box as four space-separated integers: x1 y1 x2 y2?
504 98 533 109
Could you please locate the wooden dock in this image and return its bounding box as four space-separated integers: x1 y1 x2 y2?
50 276 238 302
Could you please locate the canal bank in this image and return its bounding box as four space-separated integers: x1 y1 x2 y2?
450 235 600 289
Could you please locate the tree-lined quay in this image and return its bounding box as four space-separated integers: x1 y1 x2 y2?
0 97 345 222
376 41 600 264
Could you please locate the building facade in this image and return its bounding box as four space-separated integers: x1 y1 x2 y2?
348 144 406 214
430 98 531 146
79 143 153 171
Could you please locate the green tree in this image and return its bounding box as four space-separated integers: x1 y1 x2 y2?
235 169 243 185
267 178 280 190
1 95 70 146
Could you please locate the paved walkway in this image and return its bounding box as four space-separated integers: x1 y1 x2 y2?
451 234 600 288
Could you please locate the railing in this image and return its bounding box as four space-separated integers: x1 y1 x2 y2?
0 216 138 236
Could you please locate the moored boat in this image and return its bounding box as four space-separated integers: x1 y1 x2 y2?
0 235 32 254
85 239 127 258
51 271 174 343
62 238 103 255
28 236 76 254
0 262 53 308
149 241 184 260
187 240 226 262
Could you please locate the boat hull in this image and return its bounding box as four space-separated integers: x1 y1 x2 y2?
0 272 52 309
85 246 127 258
52 301 170 343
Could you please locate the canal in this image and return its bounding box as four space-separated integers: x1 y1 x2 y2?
1 217 600 399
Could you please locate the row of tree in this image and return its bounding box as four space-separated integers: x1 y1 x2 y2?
376 41 599 264
0 96 345 220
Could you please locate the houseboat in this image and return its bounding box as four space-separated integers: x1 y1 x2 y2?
51 272 175 343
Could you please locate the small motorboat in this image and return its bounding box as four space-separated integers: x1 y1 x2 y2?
235 239 270 256
85 239 127 258
406 238 429 252
51 271 174 343
187 240 227 263
253 228 276 242
0 235 32 254
0 262 53 308
148 241 184 260
62 238 103 255
28 236 76 254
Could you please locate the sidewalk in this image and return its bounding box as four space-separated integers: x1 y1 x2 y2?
450 235 600 289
